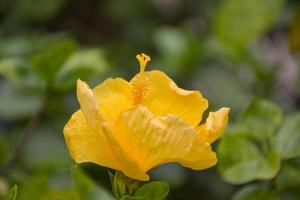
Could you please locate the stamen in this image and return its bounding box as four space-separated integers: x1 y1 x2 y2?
132 53 151 105
131 75 149 105
136 53 151 73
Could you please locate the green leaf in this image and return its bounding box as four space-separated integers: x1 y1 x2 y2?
232 185 278 200
214 0 284 49
31 39 76 82
5 185 17 200
133 181 169 200
239 98 282 141
121 195 143 200
276 163 300 192
55 48 108 90
218 98 282 184
109 171 140 199
218 135 280 184
272 113 300 159
72 168 115 200
119 181 169 200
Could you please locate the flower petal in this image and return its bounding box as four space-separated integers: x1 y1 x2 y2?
76 79 103 132
115 106 217 173
63 110 120 169
93 78 133 123
196 107 230 144
76 79 149 181
131 70 208 127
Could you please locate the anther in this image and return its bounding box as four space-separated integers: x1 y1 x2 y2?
136 53 151 73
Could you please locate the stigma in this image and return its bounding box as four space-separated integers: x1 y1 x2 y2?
136 53 151 73
132 53 151 105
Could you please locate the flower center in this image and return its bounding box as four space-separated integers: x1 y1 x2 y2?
132 53 151 105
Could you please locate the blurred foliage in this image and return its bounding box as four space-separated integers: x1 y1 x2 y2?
289 7 300 52
218 97 300 199
232 184 278 200
5 185 17 200
0 0 300 199
214 0 284 49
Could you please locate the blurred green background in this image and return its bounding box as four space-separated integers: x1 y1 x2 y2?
0 0 300 199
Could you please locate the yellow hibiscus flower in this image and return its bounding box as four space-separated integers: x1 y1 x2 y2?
63 53 229 181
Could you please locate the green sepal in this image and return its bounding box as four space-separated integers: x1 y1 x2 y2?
109 171 169 200
109 171 141 199
120 181 169 200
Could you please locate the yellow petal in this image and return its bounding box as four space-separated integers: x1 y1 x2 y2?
93 78 133 123
63 110 120 169
197 107 230 144
115 106 217 173
76 79 103 132
76 79 149 181
130 70 208 127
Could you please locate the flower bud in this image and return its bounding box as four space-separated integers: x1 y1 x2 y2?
110 171 141 199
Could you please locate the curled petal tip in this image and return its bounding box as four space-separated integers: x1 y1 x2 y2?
221 107 230 113
77 79 91 92
76 79 85 87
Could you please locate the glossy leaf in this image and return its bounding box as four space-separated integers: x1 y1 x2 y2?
132 181 169 200
239 98 282 141
119 181 169 200
218 135 280 184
